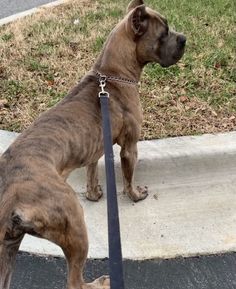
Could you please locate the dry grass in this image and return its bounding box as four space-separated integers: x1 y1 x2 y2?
0 0 235 139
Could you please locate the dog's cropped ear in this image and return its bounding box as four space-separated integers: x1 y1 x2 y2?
127 0 144 12
129 5 149 38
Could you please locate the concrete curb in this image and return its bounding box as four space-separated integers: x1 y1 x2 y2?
0 0 66 26
1 129 236 260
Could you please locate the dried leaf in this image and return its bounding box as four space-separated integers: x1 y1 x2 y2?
163 86 170 92
214 63 221 69
0 99 8 109
179 96 188 103
47 80 55 86
212 110 218 117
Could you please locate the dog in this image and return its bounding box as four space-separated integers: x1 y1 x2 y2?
0 0 186 288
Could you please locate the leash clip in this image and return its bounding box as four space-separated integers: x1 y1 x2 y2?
99 75 109 98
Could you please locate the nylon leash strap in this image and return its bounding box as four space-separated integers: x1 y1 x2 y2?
98 75 125 289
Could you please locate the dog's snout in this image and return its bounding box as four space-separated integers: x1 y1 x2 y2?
177 34 186 47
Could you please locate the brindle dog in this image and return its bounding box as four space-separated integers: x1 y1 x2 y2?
0 1 186 288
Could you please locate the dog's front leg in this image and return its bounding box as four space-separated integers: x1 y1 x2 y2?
120 142 148 202
86 162 103 201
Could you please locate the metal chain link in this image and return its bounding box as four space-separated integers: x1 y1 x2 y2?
94 70 138 86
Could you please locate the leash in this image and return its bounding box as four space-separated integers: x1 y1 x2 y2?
98 73 125 289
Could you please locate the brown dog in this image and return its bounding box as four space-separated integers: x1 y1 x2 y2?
0 0 186 288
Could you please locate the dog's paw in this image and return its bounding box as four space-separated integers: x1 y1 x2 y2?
95 275 110 288
84 275 110 289
126 186 148 202
86 185 103 202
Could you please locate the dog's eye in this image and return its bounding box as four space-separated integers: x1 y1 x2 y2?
159 29 168 42
161 26 169 37
159 33 165 40
164 27 169 36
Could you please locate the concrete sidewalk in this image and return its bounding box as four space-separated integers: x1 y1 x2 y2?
0 0 65 26
0 0 57 19
0 129 236 260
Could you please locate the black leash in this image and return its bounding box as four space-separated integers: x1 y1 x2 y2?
98 74 125 289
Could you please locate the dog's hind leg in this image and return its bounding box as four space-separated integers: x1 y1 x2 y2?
51 192 109 289
0 228 24 289
15 184 109 289
61 210 109 289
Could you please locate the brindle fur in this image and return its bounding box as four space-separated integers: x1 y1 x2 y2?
0 1 186 288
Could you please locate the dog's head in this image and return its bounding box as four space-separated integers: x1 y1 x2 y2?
126 0 186 67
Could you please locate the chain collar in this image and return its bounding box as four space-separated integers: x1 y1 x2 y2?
93 70 138 86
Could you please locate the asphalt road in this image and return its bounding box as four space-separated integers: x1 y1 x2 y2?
0 0 56 19
12 252 236 289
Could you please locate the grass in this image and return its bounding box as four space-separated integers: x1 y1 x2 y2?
0 0 235 139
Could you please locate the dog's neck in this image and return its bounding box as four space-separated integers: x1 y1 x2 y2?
93 22 142 83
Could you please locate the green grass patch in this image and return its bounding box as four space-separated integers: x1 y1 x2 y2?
0 0 235 138
2 80 25 100
1 32 14 41
92 35 106 52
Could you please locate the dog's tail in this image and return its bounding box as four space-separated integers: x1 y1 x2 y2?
0 192 18 288
0 193 15 243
